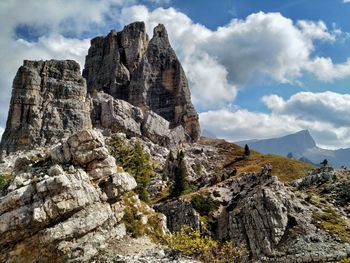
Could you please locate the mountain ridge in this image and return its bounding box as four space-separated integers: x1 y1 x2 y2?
236 130 350 167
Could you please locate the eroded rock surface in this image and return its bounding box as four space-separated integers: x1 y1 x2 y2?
195 165 350 262
0 60 91 153
154 199 200 233
83 22 200 141
0 130 163 263
92 92 186 147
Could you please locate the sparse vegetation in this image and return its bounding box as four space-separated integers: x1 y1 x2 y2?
312 206 350 241
199 137 315 182
122 192 164 238
163 225 246 263
244 144 250 156
191 195 219 216
109 136 152 201
0 171 13 188
170 150 190 197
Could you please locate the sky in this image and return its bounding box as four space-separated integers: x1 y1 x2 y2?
1 0 350 149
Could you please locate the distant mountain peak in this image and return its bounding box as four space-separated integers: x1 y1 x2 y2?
286 130 316 149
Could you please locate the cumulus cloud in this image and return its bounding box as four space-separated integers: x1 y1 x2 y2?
200 108 350 149
297 20 336 41
119 7 350 109
201 91 350 149
0 0 123 125
262 91 350 127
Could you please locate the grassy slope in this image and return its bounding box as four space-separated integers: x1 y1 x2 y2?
199 137 315 182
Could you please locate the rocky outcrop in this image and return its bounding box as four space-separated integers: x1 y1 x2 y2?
154 199 200 233
0 60 91 153
83 22 200 142
205 165 350 262
0 130 163 263
92 92 186 147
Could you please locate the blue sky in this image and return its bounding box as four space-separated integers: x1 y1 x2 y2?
1 0 350 149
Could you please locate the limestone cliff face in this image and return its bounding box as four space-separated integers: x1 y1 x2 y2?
83 22 148 101
0 60 91 153
83 22 200 141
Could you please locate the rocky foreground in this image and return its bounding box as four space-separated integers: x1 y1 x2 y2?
1 21 350 263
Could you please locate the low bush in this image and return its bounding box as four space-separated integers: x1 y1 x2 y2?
191 195 219 216
163 225 246 263
109 136 152 201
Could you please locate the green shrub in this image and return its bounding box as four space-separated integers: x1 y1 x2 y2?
163 225 246 263
194 161 203 177
109 137 152 202
123 205 145 238
191 195 219 216
0 176 5 188
170 150 190 197
122 193 165 239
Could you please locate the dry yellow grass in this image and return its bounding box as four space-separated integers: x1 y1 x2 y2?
199 137 315 182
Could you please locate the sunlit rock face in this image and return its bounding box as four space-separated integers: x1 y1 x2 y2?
0 60 91 153
83 22 200 142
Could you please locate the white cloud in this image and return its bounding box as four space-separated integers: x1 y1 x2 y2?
199 108 350 149
200 91 350 149
262 91 350 126
0 0 122 124
297 20 336 41
344 0 350 3
306 57 350 81
119 7 350 109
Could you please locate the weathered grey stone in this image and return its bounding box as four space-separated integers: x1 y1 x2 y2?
100 172 137 202
48 164 64 177
0 129 165 262
91 92 143 137
154 199 200 233
92 92 186 147
83 22 200 142
0 60 92 153
129 24 200 142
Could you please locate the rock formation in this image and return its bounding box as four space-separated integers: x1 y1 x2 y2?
0 130 164 262
83 22 200 141
0 60 91 153
154 199 200 233
91 92 186 147
196 165 350 262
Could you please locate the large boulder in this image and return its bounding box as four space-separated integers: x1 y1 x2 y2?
83 22 200 142
154 199 200 233
0 60 91 153
91 92 186 148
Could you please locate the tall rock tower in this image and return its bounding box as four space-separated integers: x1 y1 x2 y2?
83 22 200 141
0 60 92 153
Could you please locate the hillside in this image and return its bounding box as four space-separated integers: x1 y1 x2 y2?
199 136 315 182
237 130 350 168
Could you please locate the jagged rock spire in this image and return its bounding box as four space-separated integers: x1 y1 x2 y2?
83 22 201 141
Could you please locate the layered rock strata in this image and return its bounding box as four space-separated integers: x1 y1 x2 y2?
0 130 163 263
0 60 91 153
83 22 200 141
